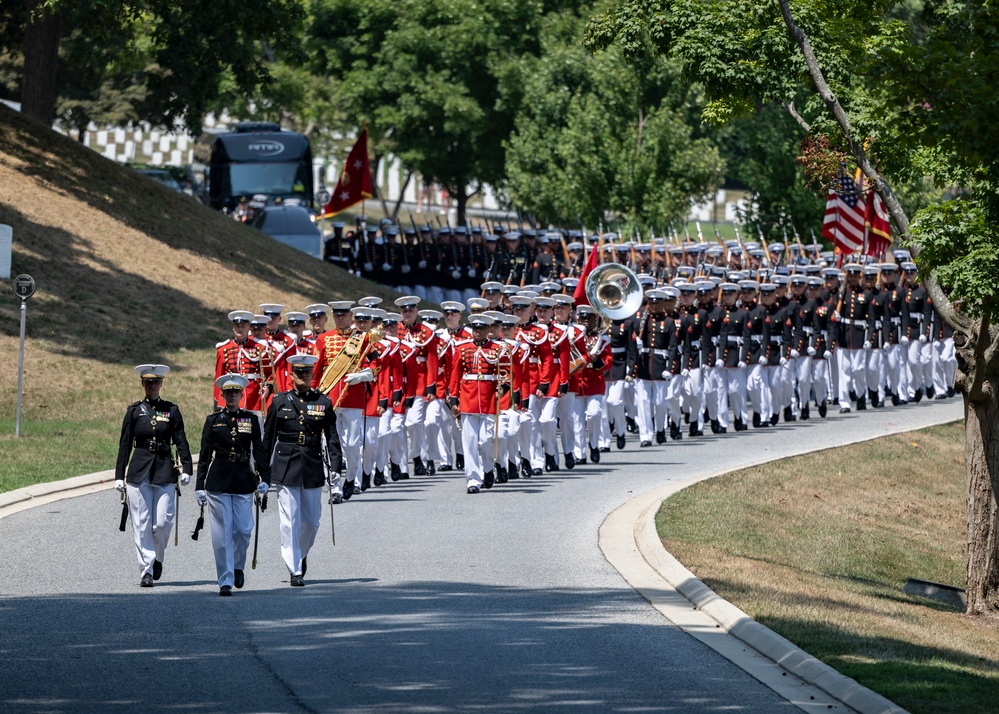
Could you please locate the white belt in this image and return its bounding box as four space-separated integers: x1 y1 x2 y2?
243 373 262 379
910 314 924 322
711 336 719 346
611 347 626 354
637 346 649 354
875 320 883 329
416 357 427 363
750 335 762 342
890 317 902 324
653 349 671 358
553 358 560 364
769 336 782 344
727 336 743 344
462 374 497 381
690 340 701 348
839 317 863 326
802 327 813 334
529 357 539 363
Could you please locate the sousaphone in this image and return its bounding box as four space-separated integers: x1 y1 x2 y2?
585 262 643 320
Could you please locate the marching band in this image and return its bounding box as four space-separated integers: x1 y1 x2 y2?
117 229 957 593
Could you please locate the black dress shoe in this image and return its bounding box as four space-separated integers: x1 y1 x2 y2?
390 462 401 481
483 471 495 489
544 453 557 472
818 401 827 417
770 412 779 426
926 385 935 399
935 394 948 400
590 447 600 463
626 417 638 433
361 472 371 491
531 468 542 476
914 388 923 403
600 447 610 453
343 480 354 500
891 393 899 406
455 454 465 469
290 575 305 587
734 418 747 432
140 573 154 588
508 460 520 479
220 586 232 597
783 407 796 422
640 440 652 448
655 430 666 444
467 485 480 494
413 457 427 475
616 434 626 449
399 471 410 480
576 458 587 465
669 423 682 440
710 419 721 434
564 452 575 470
331 493 343 504
752 413 761 428
153 560 163 581
427 460 436 475
689 422 702 437
234 569 244 589
374 469 386 486
869 390 880 408
947 387 955 398
496 464 508 483
856 397 867 411
800 406 809 420
301 557 307 576
438 463 453 472
840 406 852 414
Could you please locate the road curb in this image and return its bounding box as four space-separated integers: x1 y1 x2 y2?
0 470 117 519
597 414 964 714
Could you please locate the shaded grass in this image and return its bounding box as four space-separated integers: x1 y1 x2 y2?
657 421 999 714
0 419 119 491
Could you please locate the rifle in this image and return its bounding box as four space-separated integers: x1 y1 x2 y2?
783 226 792 270
192 504 205 541
811 227 820 261
408 213 429 269
359 218 374 273
118 490 128 532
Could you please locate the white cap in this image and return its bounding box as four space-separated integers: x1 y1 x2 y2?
394 295 421 307
135 364 170 379
287 354 319 368
215 373 249 391
328 300 355 311
258 303 285 316
358 296 383 307
228 310 253 323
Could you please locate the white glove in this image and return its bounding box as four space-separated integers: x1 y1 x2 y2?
758 356 767 365
661 370 670 379
918 334 927 344
196 490 208 507
823 350 832 359
779 357 788 366
256 481 269 496
114 480 126 493
681 369 689 377
900 336 909 344
807 347 816 356
714 359 723 368
863 341 871 350
737 361 747 369
180 473 191 486
345 367 375 386
789 349 799 359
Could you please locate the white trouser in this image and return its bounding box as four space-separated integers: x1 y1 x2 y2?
606 380 627 436
864 347 883 401
933 338 956 395
885 344 907 399
335 407 364 490
461 413 495 488
390 412 408 472
577 394 605 448
725 367 748 424
702 366 725 424
126 482 175 576
208 492 254 588
830 349 840 400
794 357 812 413
528 395 557 467
769 361 791 412
906 340 931 396
423 397 445 462
682 368 703 426
496 409 515 465
362 415 380 475
374 410 393 472
557 391 577 455
811 359 830 405
405 396 427 463
276 484 321 576
747 363 772 418
440 409 457 464
837 348 868 405
664 375 682 428
633 379 654 442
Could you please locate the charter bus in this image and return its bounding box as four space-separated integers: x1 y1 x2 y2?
193 122 314 212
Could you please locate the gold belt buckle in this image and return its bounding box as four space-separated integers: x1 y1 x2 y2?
147 440 157 452
297 433 306 445
228 452 238 462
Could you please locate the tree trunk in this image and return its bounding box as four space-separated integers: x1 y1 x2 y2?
21 0 61 125
455 183 468 226
391 170 413 222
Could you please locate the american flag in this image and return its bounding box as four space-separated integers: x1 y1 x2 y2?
821 171 866 255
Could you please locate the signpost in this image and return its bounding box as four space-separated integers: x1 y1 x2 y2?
315 186 331 259
0 225 11 280
13 274 35 437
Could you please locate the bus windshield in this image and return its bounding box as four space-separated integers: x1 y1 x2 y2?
229 162 307 196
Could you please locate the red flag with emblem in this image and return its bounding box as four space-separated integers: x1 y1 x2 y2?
573 241 600 306
864 190 892 259
323 126 372 217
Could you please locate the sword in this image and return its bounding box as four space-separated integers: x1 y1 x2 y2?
118 490 128 532
174 482 180 546
252 492 262 569
192 504 205 541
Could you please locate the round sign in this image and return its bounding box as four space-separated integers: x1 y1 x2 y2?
315 188 331 206
12 274 35 300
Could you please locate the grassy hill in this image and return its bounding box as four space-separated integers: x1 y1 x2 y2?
0 105 400 490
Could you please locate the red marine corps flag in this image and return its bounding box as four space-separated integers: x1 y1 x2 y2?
323 125 372 217
864 190 892 259
573 239 600 306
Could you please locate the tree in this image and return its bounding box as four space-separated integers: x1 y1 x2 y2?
586 0 999 615
309 0 552 225
505 11 724 233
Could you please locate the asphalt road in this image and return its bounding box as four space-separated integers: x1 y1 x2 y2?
0 399 962 713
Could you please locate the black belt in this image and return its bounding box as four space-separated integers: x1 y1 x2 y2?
134 438 170 453
214 449 250 463
277 433 320 447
